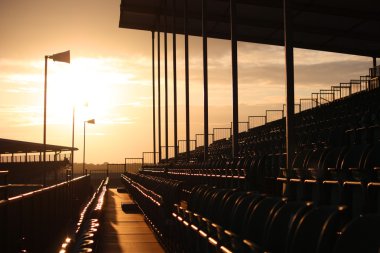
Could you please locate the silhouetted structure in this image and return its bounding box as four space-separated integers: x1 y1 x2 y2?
119 0 380 252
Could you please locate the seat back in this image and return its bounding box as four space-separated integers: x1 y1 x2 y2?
332 214 380 253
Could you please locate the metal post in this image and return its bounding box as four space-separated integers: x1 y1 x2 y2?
43 55 48 186
152 31 157 164
71 107 75 178
373 57 377 68
284 0 295 178
202 0 209 161
158 31 162 162
184 0 190 160
83 121 86 175
230 0 239 158
173 0 178 160
164 0 169 161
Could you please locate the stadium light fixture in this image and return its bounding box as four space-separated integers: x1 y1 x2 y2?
43 50 70 185
83 119 95 175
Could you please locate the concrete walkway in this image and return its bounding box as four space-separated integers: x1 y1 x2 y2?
98 188 165 253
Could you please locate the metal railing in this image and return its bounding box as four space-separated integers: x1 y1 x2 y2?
248 116 266 129
0 175 92 252
177 140 196 154
195 134 214 148
213 128 232 141
0 153 71 163
230 121 249 133
160 145 176 160
124 158 143 173
370 66 380 78
266 110 284 123
142 152 159 166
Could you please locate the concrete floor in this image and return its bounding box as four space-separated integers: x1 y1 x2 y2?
98 188 165 253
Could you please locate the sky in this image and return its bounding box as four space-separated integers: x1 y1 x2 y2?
0 0 374 164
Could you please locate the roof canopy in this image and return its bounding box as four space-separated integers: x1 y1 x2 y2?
0 138 77 154
119 0 380 57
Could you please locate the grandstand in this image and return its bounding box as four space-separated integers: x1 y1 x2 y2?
119 0 380 252
0 138 75 196
1 0 380 252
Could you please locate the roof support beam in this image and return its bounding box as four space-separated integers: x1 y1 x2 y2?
158 31 162 163
164 0 169 161
152 31 157 164
184 0 190 161
173 0 178 160
230 0 239 159
202 0 209 161
284 0 295 191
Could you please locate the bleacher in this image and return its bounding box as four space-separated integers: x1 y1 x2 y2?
121 66 380 252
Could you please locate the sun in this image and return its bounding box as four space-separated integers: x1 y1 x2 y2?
46 57 126 125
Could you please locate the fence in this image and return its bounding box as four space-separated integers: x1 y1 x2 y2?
300 99 317 111
0 175 92 252
248 116 266 129
124 158 143 173
213 128 232 141
266 110 284 123
283 103 301 114
160 146 176 160
178 140 196 154
319 90 334 104
370 66 380 77
230 122 249 133
142 152 159 165
195 134 214 148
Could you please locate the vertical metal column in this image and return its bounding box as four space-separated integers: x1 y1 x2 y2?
43 56 48 186
152 31 156 164
230 0 239 158
374 57 377 68
71 107 75 176
284 0 295 178
184 0 190 160
158 31 162 162
173 0 178 160
202 0 209 161
164 1 169 161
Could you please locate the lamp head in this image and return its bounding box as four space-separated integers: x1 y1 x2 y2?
86 119 95 124
49 50 70 64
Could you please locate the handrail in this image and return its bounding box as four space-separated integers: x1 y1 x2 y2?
0 153 70 163
0 175 92 252
60 177 109 252
0 184 43 189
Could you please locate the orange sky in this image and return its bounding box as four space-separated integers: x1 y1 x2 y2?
0 0 374 163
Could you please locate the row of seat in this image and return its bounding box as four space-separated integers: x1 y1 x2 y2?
142 126 380 191
171 185 380 253
121 172 183 242
165 78 380 163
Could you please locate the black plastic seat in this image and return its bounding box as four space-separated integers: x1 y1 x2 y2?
263 201 313 253
288 205 349 253
332 214 380 253
242 197 285 249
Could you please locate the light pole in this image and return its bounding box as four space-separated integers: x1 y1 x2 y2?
83 119 95 175
43 50 70 185
71 106 75 178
